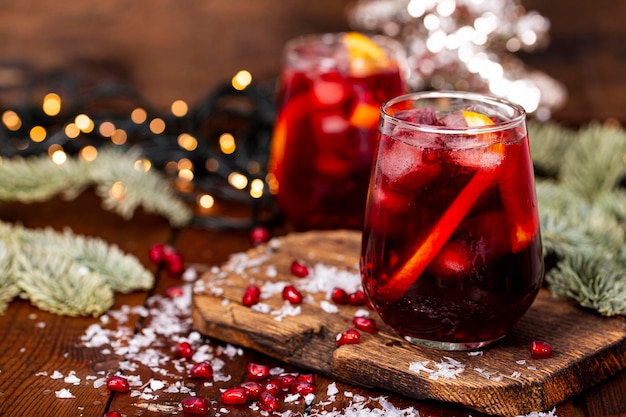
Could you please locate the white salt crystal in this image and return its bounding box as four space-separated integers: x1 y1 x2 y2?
354 309 370 317
55 388 75 399
326 382 339 397
50 370 64 380
64 371 81 385
320 300 339 313
149 379 165 391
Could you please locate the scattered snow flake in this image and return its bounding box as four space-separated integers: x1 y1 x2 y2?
326 382 339 398
518 407 558 417
251 303 272 314
221 298 230 307
50 370 64 380
527 366 537 371
516 359 527 365
269 367 286 376
271 304 302 322
409 357 465 380
35 321 46 329
320 300 339 313
354 309 370 317
35 371 48 377
511 371 522 378
467 351 483 356
93 377 107 389
64 371 81 385
55 388 75 399
149 379 165 391
284 393 300 403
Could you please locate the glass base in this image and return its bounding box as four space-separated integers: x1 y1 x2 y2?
403 334 506 351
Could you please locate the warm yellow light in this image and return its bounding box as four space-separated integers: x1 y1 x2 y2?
177 133 198 151
79 145 98 161
205 158 219 172
134 158 152 172
178 158 193 171
250 178 264 199
232 70 252 90
219 133 236 154
171 100 188 117
266 172 279 194
165 160 179 174
42 93 62 116
131 107 147 124
149 118 166 134
197 194 215 209
30 126 47 142
2 110 22 131
65 123 81 139
99 121 116 137
178 168 194 181
110 129 128 145
109 181 126 201
75 114 93 132
228 172 248 190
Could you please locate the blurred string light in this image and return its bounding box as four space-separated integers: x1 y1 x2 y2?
348 0 567 120
0 67 278 230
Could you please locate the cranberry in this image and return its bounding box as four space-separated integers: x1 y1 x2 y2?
247 362 270 380
189 361 213 379
181 396 210 414
330 287 349 304
220 387 247 405
336 329 361 346
103 411 123 417
530 340 552 359
291 380 316 396
106 375 130 393
258 391 279 412
176 341 194 359
282 285 303 304
166 285 185 298
348 290 367 306
352 316 377 333
242 285 261 307
240 381 263 401
249 226 271 246
290 260 309 278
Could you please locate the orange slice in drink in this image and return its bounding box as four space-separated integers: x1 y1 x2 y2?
462 110 494 127
343 32 390 76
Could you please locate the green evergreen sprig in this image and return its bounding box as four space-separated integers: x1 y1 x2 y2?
529 121 626 316
0 147 192 227
0 221 154 316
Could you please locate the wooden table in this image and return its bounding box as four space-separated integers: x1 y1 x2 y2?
1 191 625 417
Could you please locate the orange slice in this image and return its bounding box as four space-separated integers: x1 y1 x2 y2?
343 32 390 76
462 110 494 127
349 102 381 129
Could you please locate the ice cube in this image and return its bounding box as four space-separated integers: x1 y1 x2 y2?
449 142 505 171
393 108 440 125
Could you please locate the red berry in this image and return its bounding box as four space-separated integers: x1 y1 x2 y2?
240 381 263 401
290 260 309 278
264 380 280 396
348 290 367 306
242 285 261 307
247 362 270 380
165 253 186 278
176 341 194 359
296 373 315 384
220 387 247 405
258 391 279 412
330 287 349 304
181 396 210 414
148 243 166 265
106 375 130 393
276 374 297 391
352 316 377 333
189 361 213 379
166 285 185 298
249 226 271 246
336 329 361 346
291 380 316 396
104 411 123 417
530 340 552 359
282 285 303 304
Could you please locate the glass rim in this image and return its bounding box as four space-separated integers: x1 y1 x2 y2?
380 90 527 135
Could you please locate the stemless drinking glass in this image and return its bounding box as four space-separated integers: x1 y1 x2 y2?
268 32 408 231
360 91 544 350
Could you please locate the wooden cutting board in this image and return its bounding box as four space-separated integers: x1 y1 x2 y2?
191 230 626 416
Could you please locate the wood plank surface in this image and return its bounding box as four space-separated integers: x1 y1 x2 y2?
192 230 626 416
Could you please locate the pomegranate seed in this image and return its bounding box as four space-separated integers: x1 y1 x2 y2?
291 380 316 396
348 290 367 306
336 329 361 346
181 396 210 414
162 245 180 264
530 340 553 359
249 226 271 246
330 287 349 304
166 253 186 278
264 380 280 396
166 285 185 298
242 285 261 307
148 243 166 265
258 391 279 412
240 381 263 401
290 260 309 278
276 374 297 391
296 373 314 384
282 285 303 304
352 316 377 333
189 361 214 379
103 411 123 417
106 375 130 393
176 341 194 359
220 387 247 405
247 362 270 380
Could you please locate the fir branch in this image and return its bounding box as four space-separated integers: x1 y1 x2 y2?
0 147 192 227
0 241 20 315
528 120 576 176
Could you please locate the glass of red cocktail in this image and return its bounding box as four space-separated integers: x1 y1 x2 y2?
360 91 544 350
268 32 407 231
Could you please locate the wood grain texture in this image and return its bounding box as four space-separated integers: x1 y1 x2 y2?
192 230 626 416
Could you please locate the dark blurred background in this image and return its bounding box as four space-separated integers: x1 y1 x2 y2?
0 0 623 125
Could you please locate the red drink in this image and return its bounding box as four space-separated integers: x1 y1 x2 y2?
268 32 407 231
360 91 544 350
